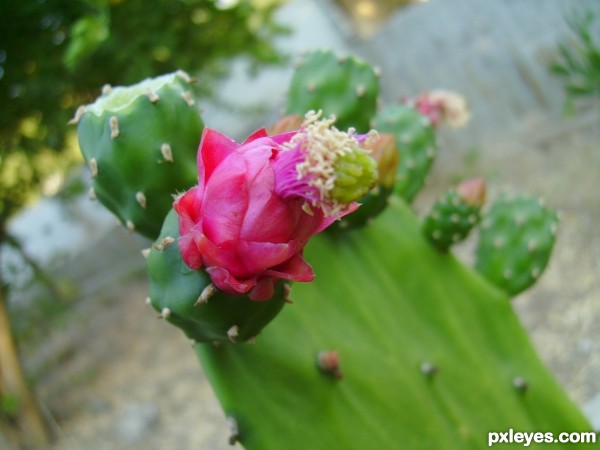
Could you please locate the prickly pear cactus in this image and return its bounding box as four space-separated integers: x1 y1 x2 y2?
75 71 203 239
476 193 559 296
146 210 287 343
372 104 437 203
286 50 379 132
197 199 589 450
422 178 486 252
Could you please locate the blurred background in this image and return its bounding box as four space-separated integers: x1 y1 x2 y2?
0 0 598 448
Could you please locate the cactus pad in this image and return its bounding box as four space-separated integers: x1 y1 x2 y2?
196 199 588 449
286 50 379 132
146 210 287 343
76 72 204 239
422 179 485 252
372 104 437 203
475 193 559 296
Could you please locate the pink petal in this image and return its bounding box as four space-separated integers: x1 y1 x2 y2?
173 187 202 236
264 253 314 282
242 128 269 144
206 266 255 295
199 128 239 188
249 278 276 301
238 240 295 274
315 202 360 234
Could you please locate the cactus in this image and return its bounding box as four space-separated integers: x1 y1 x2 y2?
286 50 379 132
74 51 592 450
422 178 486 252
197 199 589 449
372 104 437 203
74 71 204 239
146 210 287 343
475 193 559 296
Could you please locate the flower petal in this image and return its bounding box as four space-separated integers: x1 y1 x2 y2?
199 128 239 188
264 253 314 282
249 278 276 301
206 266 255 295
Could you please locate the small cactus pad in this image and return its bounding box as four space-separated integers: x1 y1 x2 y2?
76 71 204 239
197 199 589 449
372 104 437 203
146 210 287 343
422 178 486 252
475 193 559 296
286 50 379 132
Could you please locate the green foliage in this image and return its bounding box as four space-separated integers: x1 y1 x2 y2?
197 200 589 450
476 193 559 296
76 72 204 239
147 210 287 343
0 0 287 228
286 50 379 132
550 8 600 103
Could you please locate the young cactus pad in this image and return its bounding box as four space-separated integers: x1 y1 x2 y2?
196 199 589 449
372 104 437 203
75 71 204 239
146 210 287 343
422 178 486 252
286 50 379 132
476 193 559 297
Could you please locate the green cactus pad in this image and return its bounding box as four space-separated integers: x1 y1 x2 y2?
286 50 379 132
372 104 437 203
423 189 481 252
76 72 203 239
475 193 559 297
196 198 588 449
146 210 287 343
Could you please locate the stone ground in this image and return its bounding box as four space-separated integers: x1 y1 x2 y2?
4 1 600 448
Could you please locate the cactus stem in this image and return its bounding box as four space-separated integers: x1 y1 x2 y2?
109 116 120 139
481 219 492 229
135 191 147 209
307 82 316 93
452 233 461 242
432 230 442 240
212 341 222 348
101 84 112 95
145 297 151 306
126 220 135 232
550 222 558 236
181 91 195 107
512 376 528 393
356 84 365 97
159 307 171 319
175 69 194 84
88 158 98 177
468 214 477 224
531 267 541 279
493 237 504 249
450 214 460 223
195 283 216 306
68 105 87 125
227 325 239 343
190 340 197 347
246 336 257 344
88 187 97 200
503 269 513 280
515 215 525 226
227 417 239 445
374 66 382 78
420 362 438 378
145 90 160 103
527 240 537 252
153 236 175 251
406 159 415 169
141 248 151 259
426 148 435 159
317 350 343 379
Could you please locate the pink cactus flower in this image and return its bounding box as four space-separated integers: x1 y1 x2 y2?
174 112 372 301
